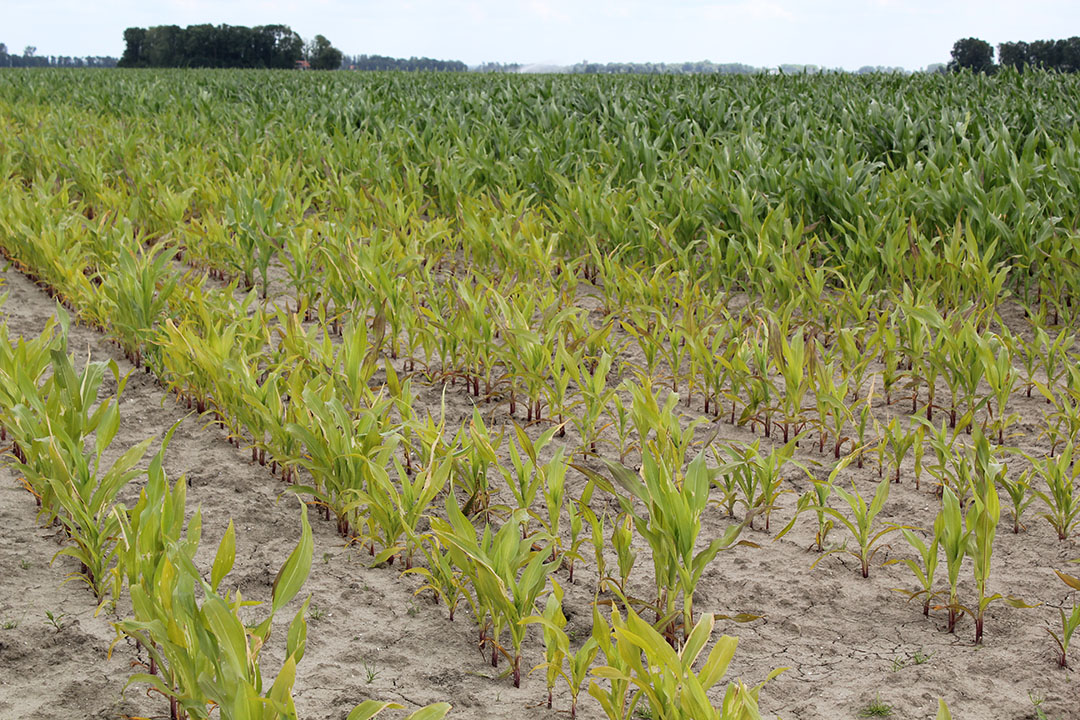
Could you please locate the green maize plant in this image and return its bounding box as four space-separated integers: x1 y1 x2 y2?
888 527 941 618
580 505 609 594
223 184 289 298
776 451 860 553
563 349 617 457
357 447 451 569
981 333 1021 445
1032 326 1073 401
590 605 784 720
587 602 635 720
882 418 915 484
809 475 902 579
286 383 399 537
499 424 559 537
621 311 665 383
608 512 638 597
99 241 179 371
936 486 970 634
626 376 702 471
719 336 753 426
870 313 902 406
0 308 66 467
852 383 876 471
903 302 946 421
913 413 973 500
6 348 154 598
771 325 815 444
1049 570 1080 668
813 360 852 458
998 471 1036 534
708 444 741 520
454 408 502 514
545 340 575 436
963 429 1032 643
111 422 188 612
563 486 592 584
540 449 569 544
281 228 322 316
954 319 991 432
114 503 314 720
1026 442 1080 541
405 534 463 621
835 327 871 404
432 497 558 686
608 394 636 463
720 439 797 532
601 452 749 646
523 579 599 717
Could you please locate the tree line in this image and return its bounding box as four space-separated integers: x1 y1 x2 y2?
118 24 342 70
950 36 1080 73
0 43 117 67
341 54 467 72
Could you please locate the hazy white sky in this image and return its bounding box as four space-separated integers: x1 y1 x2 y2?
2 0 1077 69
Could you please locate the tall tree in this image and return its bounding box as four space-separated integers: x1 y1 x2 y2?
306 34 342 70
998 41 1030 69
948 37 995 73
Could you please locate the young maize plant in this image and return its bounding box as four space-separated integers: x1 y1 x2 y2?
776 450 861 553
406 533 464 621
882 418 916 484
835 327 871 404
223 184 288 298
0 308 66 468
115 503 314 720
608 512 638 597
914 413 973 500
963 429 1034 644
980 332 1021 445
600 451 750 646
6 347 154 598
99 240 180 372
286 383 399 538
522 579 599 717
431 496 559 686
808 475 903 579
871 317 902 407
454 408 502 514
590 605 784 720
813 360 852 458
499 425 559 537
772 324 815 445
936 486 970 634
563 349 617 458
1026 442 1080 541
357 447 451 569
1049 570 1080 669
889 526 941 618
719 439 798 532
563 487 592 584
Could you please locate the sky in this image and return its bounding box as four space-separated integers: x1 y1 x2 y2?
2 0 1078 70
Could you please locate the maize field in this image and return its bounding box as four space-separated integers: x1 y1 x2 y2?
1 68 1079 719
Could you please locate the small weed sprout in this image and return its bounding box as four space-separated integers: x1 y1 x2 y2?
44 610 65 632
363 658 380 684
859 694 893 717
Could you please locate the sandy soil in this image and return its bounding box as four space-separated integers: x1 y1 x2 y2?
2 261 1079 720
